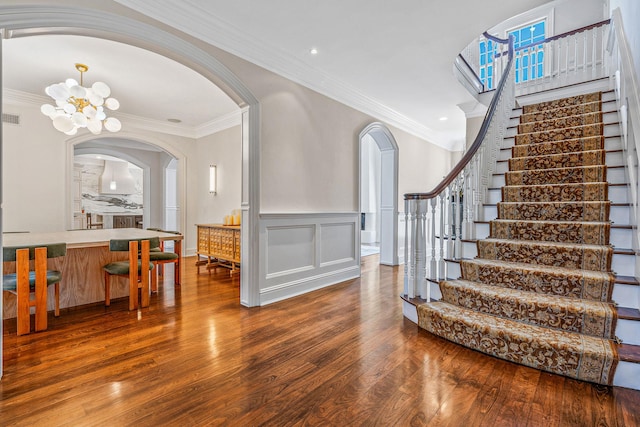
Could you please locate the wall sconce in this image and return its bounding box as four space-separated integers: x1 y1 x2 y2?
209 164 217 194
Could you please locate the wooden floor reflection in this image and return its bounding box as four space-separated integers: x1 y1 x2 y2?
2 255 639 426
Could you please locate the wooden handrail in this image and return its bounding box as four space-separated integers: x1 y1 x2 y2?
456 53 484 92
405 36 514 201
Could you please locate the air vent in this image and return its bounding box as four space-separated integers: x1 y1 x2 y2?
2 113 20 125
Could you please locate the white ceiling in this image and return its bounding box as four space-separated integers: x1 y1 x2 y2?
3 0 554 149
2 34 239 132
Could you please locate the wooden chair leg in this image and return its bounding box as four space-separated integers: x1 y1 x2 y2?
129 241 138 311
140 241 150 308
54 282 60 317
151 264 158 293
34 247 48 332
16 249 31 336
174 240 182 285
105 272 111 307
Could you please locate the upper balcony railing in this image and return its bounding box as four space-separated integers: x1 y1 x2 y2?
455 19 611 97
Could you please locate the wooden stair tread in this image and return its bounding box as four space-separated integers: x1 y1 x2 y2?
618 307 640 320
618 343 640 363
614 275 639 285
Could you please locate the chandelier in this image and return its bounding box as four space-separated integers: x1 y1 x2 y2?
41 63 121 135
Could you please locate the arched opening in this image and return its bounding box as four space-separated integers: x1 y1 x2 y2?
73 138 176 231
0 4 264 376
359 123 399 266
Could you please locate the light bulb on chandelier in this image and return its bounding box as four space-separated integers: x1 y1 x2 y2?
41 63 122 135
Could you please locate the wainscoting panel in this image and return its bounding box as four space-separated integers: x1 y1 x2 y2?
320 222 355 266
259 213 360 305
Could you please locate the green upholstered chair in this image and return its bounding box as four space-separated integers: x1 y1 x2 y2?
103 239 154 310
2 243 66 336
147 229 181 285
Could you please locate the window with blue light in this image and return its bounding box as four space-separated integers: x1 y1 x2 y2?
479 20 546 89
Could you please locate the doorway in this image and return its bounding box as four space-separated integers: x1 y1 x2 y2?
359 123 399 266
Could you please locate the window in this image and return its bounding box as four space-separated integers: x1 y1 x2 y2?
479 20 546 89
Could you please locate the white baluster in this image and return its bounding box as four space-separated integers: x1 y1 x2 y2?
429 197 437 281
438 194 445 279
417 199 428 299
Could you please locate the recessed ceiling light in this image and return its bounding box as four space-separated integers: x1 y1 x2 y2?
439 116 448 121
309 48 318 55
167 118 182 123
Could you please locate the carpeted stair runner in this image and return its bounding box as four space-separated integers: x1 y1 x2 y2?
418 92 619 385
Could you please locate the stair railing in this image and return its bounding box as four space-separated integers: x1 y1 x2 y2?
403 36 515 300
607 8 640 256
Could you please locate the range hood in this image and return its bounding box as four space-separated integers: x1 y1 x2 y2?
100 160 136 195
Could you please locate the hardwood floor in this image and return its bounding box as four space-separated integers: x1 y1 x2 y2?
2 255 639 426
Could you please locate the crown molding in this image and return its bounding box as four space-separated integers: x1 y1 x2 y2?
114 0 458 150
195 110 242 138
3 88 238 139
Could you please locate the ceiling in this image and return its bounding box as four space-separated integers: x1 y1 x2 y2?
3 0 554 149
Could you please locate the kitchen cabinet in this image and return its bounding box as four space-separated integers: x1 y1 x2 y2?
113 215 143 229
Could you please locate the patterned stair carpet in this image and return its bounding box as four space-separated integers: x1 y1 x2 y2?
417 92 619 385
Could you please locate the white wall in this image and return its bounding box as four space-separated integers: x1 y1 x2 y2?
610 0 640 84
2 103 68 232
195 125 242 229
488 0 608 37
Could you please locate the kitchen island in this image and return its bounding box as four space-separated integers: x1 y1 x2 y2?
2 228 182 319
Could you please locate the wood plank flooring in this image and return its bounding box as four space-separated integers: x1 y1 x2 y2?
2 255 639 426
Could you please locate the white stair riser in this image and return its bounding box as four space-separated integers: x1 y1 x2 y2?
430 280 442 300
474 223 489 240
606 151 624 166
492 175 505 188
617 319 640 346
462 240 478 259
611 227 633 249
610 185 629 204
487 188 501 204
607 167 626 184
611 204 631 225
605 136 622 151
498 149 512 161
612 253 635 277
496 162 509 174
604 125 621 138
482 205 498 221
446 260 461 279
502 138 515 150
614 361 640 390
612 283 639 310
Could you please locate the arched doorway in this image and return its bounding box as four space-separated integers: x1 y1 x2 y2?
359 123 399 266
73 137 176 232
0 5 263 371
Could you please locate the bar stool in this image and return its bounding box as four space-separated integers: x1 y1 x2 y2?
2 243 67 335
147 229 181 285
87 213 104 229
103 239 155 310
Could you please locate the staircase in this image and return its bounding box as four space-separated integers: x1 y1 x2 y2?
416 90 640 388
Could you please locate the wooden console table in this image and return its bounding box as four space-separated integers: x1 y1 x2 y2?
195 224 240 275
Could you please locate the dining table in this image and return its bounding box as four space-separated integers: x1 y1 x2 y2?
2 228 182 319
